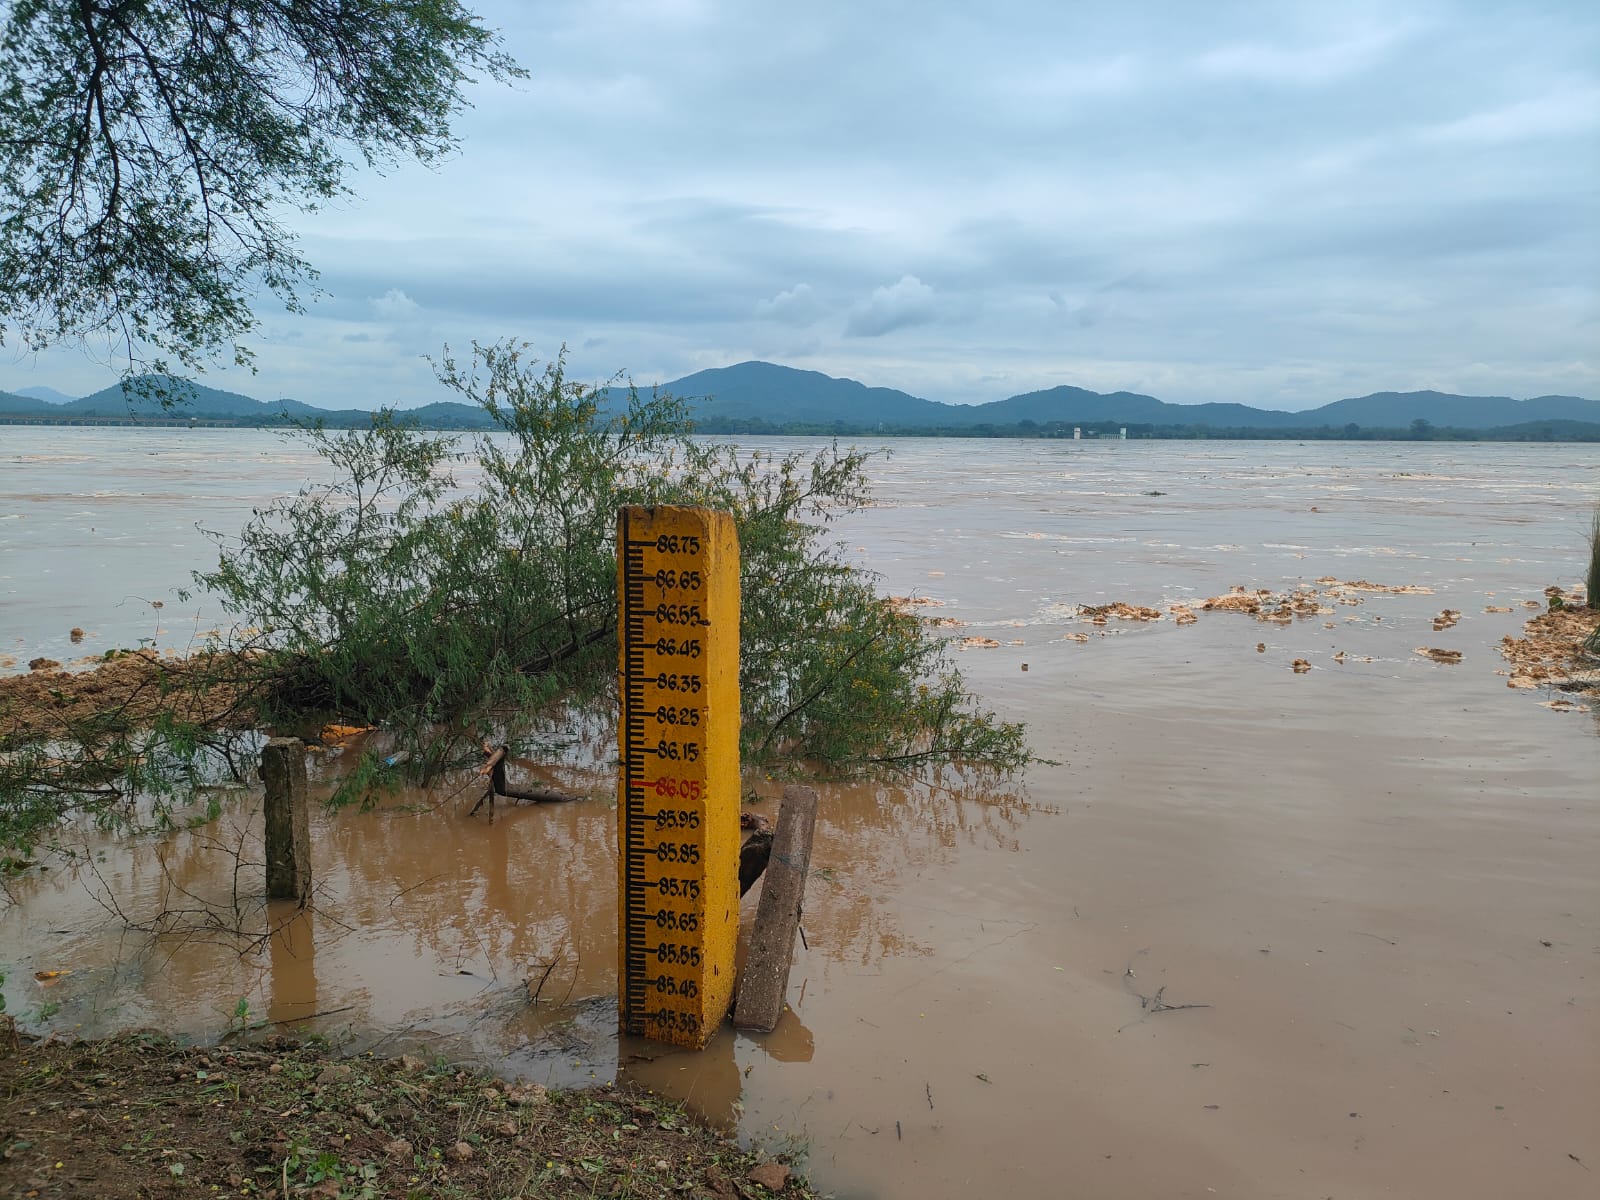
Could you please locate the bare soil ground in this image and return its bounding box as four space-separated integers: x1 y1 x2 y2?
0 652 251 745
0 1034 810 1199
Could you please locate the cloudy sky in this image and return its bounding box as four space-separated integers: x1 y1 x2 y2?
9 0 1599 410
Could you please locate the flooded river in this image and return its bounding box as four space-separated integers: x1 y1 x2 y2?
3 430 1598 1198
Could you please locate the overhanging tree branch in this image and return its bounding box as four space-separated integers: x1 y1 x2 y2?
0 0 524 377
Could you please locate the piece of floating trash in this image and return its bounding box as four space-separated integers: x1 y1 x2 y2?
1063 633 1090 644
34 969 72 983
959 637 1001 649
1540 699 1589 712
69 627 84 643
1255 643 1266 653
1168 605 1198 625
1432 610 1461 631
320 723 374 745
1414 647 1463 664
1291 659 1312 673
27 657 60 671
1484 606 1512 613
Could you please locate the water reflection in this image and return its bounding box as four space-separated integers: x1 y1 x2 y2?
616 1006 816 1129
0 760 1033 1113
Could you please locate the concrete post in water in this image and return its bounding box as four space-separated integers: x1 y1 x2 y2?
261 737 312 905
735 784 819 1033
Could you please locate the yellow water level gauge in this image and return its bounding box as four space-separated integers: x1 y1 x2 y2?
616 505 740 1048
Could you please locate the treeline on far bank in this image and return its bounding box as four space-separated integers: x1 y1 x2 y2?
8 409 1599 441
688 416 1600 441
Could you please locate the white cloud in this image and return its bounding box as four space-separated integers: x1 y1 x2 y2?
1195 24 1414 85
755 283 825 326
370 288 420 320
1420 85 1600 145
844 276 938 339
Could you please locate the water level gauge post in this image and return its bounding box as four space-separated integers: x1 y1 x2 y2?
616 505 741 1048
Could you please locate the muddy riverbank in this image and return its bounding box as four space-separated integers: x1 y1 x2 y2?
0 1033 813 1198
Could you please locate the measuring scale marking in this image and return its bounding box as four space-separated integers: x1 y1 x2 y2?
617 505 740 1047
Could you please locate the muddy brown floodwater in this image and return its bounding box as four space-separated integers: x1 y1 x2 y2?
3 432 1599 1198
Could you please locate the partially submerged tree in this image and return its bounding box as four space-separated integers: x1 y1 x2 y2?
0 345 1028 848
0 0 521 375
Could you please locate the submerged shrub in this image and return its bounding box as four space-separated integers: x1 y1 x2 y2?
1 342 1028 847
202 342 1028 790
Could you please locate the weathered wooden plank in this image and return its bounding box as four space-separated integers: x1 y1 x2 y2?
734 784 818 1032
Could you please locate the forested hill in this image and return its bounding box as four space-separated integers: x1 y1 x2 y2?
4 364 1597 439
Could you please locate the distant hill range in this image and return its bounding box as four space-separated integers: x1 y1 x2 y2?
3 364 1596 440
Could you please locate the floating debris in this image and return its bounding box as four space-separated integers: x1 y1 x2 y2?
1081 602 1164 623
1432 610 1461 631
1498 590 1600 692
1291 659 1312 673
1484 606 1513 613
320 723 375 745
69 627 85 643
959 636 1001 649
1169 605 1198 625
1063 633 1090 644
1415 647 1464 664
1202 588 1275 615
1318 578 1435 595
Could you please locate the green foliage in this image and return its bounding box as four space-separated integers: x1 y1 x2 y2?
0 674 236 854
0 1 521 375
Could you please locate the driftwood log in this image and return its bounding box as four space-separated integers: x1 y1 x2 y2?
468 745 583 815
